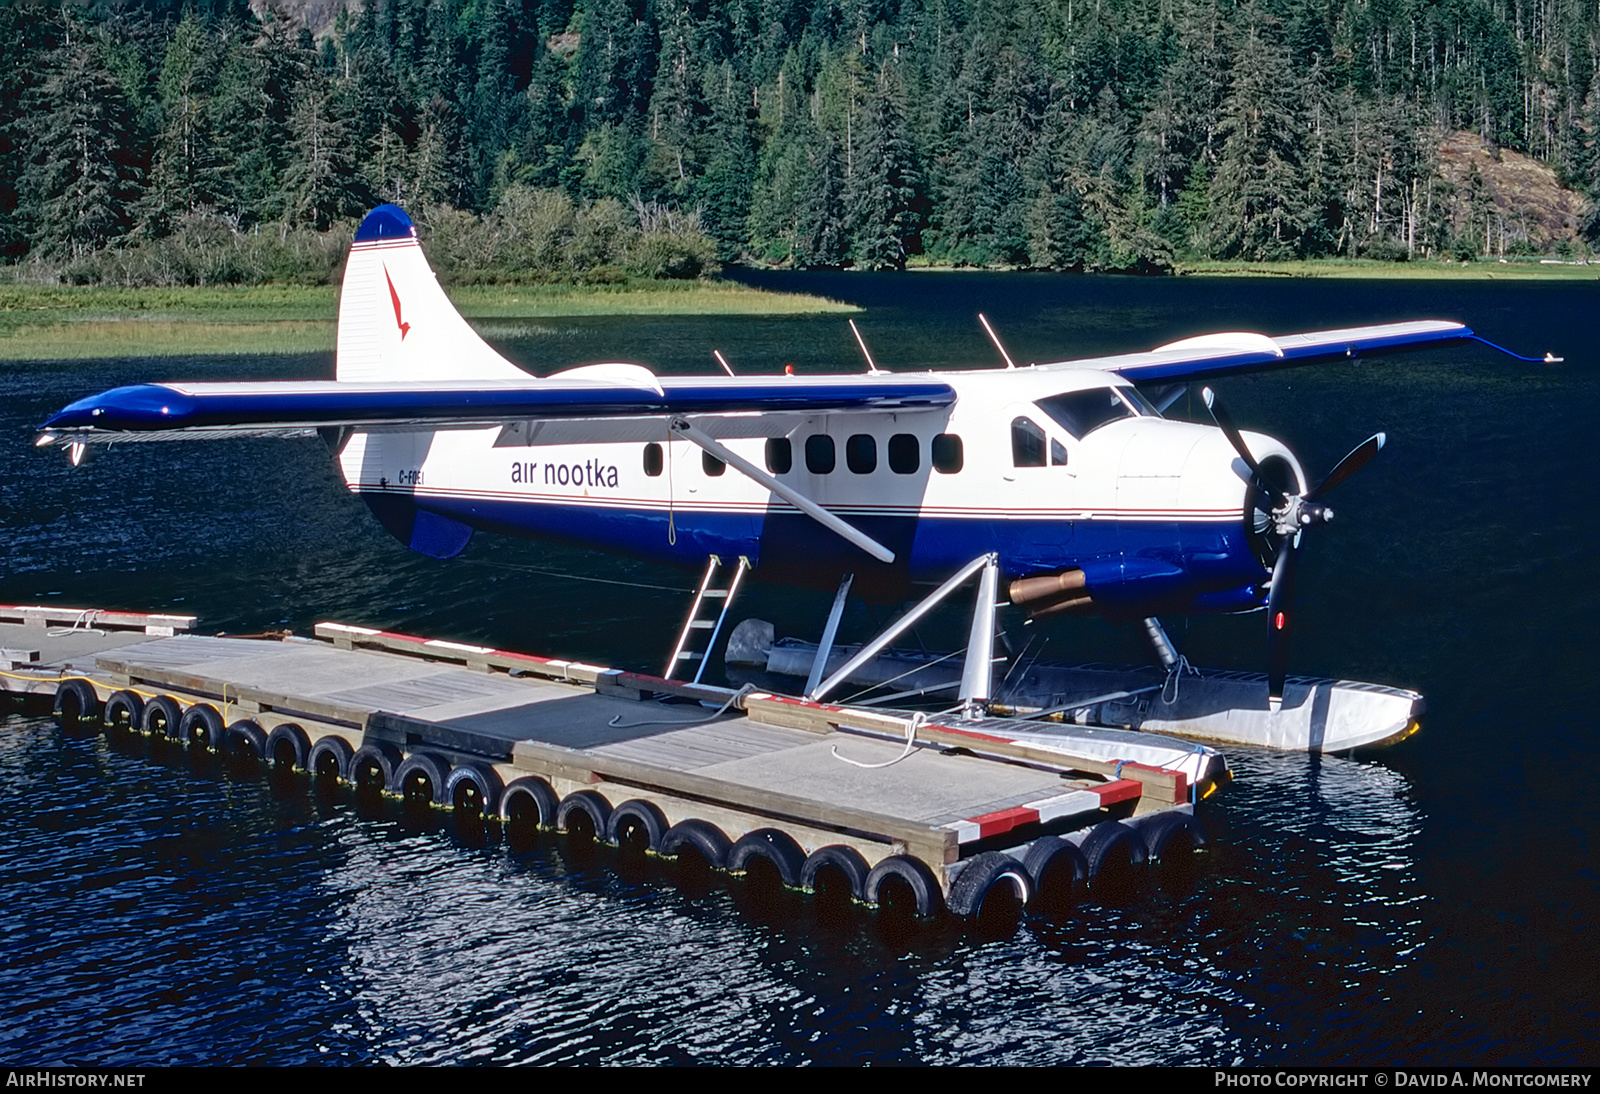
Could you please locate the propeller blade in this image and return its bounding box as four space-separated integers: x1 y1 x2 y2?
1202 386 1278 513
1266 535 1299 710
1306 432 1385 502
1202 386 1260 475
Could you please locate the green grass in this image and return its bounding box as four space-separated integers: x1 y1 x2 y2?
1177 257 1600 279
0 280 857 361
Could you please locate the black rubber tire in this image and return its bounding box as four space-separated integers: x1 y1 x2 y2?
500 777 560 833
140 695 184 740
555 789 612 841
265 723 310 771
225 719 268 762
308 735 355 783
864 855 946 919
946 851 1032 918
178 704 225 750
101 690 144 732
1080 820 1148 890
727 828 807 888
658 818 732 870
1022 836 1087 911
445 763 503 816
800 845 870 901
52 679 101 727
1138 811 1208 862
350 742 403 793
394 752 451 806
605 799 669 855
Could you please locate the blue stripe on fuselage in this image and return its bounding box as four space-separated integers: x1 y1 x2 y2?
379 490 1268 610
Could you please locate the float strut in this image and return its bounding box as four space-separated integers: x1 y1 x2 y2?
805 573 854 698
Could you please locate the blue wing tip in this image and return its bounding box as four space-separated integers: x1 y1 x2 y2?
355 205 416 244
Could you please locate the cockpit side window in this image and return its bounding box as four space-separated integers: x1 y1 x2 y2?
1011 417 1047 467
1036 386 1148 439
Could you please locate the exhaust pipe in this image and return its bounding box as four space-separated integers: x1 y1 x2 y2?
1009 569 1094 620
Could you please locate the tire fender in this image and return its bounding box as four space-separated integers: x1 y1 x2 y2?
555 789 612 839
800 845 870 900
727 828 807 888
265 723 311 771
1136 810 1208 862
946 851 1032 918
605 799 669 852
1080 819 1148 878
500 777 560 830
52 679 100 726
350 742 403 792
864 855 946 918
140 695 184 740
226 719 268 761
1021 836 1087 909
307 735 355 782
178 704 225 750
102 690 144 732
394 751 451 805
444 762 504 815
658 818 732 870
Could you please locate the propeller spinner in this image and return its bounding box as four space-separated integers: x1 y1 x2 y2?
1202 387 1385 711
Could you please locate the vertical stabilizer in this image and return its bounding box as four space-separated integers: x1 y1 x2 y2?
337 205 530 383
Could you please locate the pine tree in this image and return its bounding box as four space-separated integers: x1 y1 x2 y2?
1208 16 1312 259
142 14 219 236
845 62 920 270
17 13 142 259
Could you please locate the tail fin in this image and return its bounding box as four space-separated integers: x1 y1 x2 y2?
336 205 530 383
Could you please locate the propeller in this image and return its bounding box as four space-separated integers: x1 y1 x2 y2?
1202 386 1386 711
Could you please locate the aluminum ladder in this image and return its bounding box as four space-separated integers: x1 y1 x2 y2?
663 556 750 682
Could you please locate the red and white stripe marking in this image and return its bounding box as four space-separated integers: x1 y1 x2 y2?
941 780 1143 845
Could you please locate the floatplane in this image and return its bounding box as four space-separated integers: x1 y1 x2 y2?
35 205 1549 753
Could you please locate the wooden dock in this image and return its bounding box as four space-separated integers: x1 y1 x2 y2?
1 608 1222 924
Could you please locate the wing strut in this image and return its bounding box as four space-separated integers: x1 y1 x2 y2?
667 418 896 564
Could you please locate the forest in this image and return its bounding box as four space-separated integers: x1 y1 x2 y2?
3 0 1599 285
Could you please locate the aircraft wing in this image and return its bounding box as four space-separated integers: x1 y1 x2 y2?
1046 320 1477 384
37 373 956 445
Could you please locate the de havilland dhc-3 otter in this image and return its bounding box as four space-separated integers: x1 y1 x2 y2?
36 204 1546 713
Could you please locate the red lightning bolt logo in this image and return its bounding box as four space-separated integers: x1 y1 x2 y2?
384 266 411 341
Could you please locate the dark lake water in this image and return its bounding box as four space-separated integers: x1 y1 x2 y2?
1 271 1596 1064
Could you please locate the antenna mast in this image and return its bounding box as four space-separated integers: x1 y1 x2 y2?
978 313 1017 369
848 319 883 374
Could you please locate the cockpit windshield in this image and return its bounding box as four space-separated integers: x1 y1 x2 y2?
1035 385 1157 439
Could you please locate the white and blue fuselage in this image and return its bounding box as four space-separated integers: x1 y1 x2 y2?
39 204 1479 623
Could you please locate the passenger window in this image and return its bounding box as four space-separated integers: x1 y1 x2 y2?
766 437 792 474
643 442 663 477
932 433 963 474
806 434 835 474
703 451 725 476
1051 439 1068 466
846 434 877 474
888 433 919 474
1012 417 1047 467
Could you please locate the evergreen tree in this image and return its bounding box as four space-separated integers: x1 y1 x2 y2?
845 62 920 270
141 13 218 236
17 13 142 259
1208 16 1312 259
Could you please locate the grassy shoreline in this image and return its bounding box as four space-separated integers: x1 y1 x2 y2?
1175 257 1600 279
0 280 858 361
